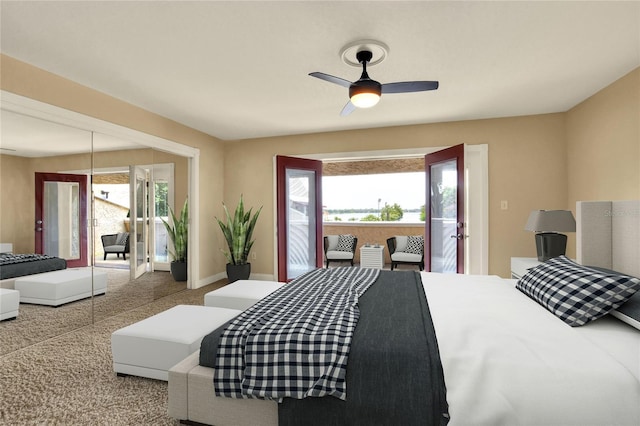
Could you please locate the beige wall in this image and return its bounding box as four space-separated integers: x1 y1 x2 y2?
567 68 640 204
564 68 640 257
2 54 637 280
0 154 33 254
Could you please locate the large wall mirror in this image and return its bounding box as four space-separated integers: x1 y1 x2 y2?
0 101 191 355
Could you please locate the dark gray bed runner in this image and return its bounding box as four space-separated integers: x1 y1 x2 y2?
278 270 449 426
0 253 67 280
200 269 449 426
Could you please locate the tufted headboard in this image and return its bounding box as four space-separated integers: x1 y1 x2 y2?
576 200 640 278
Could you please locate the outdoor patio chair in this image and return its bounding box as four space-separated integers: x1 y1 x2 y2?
101 232 130 260
324 234 358 268
387 235 424 270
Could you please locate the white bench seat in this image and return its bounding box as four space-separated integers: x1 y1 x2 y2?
0 288 19 320
111 304 241 381
14 268 107 306
204 279 286 310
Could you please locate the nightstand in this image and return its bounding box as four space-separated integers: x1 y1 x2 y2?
510 257 541 279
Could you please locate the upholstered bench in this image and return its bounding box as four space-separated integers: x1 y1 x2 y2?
14 268 107 306
204 279 286 310
111 304 241 381
0 288 20 320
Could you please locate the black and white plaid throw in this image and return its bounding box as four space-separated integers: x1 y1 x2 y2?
213 266 380 401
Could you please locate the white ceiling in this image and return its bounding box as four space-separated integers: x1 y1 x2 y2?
1 1 639 153
0 109 140 157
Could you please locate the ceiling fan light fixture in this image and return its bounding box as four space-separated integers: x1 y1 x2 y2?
349 79 382 108
350 91 380 108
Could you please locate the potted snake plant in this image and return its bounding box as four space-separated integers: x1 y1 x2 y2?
216 195 262 282
161 198 188 281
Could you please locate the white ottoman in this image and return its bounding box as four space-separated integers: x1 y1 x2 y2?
204 280 286 310
0 288 19 320
111 305 241 381
14 268 107 306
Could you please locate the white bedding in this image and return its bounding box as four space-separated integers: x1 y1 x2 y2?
421 272 640 426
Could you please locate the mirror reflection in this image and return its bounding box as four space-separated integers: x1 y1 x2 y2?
44 181 80 260
0 109 188 355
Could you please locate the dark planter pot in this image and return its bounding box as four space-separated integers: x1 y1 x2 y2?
170 261 188 282
226 263 251 283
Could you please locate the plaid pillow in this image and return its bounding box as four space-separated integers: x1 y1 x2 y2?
336 234 355 252
405 236 424 255
587 266 640 330
516 256 640 327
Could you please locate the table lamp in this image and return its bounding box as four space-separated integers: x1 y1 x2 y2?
525 210 576 261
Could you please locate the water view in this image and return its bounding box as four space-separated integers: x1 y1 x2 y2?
324 211 423 223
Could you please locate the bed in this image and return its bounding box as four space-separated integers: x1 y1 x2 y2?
0 252 67 288
168 200 640 425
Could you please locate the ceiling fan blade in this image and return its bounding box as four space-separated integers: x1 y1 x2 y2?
381 81 439 94
309 72 352 88
340 101 356 116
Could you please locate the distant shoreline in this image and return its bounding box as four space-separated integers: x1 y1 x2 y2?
324 211 423 223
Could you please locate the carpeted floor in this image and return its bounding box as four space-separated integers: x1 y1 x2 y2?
0 274 227 425
0 268 187 356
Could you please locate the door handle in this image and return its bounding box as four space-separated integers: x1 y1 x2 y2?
450 234 463 240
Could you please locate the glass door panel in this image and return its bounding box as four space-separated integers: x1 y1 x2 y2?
44 181 80 260
153 180 169 266
130 165 148 279
150 162 174 272
286 169 317 279
428 160 458 272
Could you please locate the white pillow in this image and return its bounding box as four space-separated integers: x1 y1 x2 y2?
326 235 340 251
395 236 408 252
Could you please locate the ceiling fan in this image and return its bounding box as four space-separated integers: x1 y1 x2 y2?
309 49 439 116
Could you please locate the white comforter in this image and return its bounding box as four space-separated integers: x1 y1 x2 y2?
421 272 640 426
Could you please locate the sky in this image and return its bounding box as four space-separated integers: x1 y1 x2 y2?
322 172 426 210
